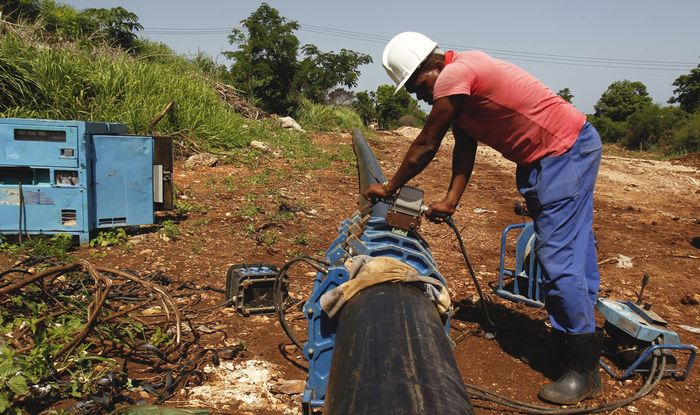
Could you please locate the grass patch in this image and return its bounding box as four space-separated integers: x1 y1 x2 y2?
90 228 129 248
292 233 310 246
0 28 292 152
0 234 74 261
175 200 208 216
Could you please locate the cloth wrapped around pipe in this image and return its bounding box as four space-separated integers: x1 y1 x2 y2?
319 255 451 318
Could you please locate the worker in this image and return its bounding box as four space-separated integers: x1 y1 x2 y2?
364 32 603 405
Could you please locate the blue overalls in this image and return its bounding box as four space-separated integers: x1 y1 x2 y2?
516 122 602 334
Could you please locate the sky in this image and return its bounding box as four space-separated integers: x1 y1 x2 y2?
63 0 700 114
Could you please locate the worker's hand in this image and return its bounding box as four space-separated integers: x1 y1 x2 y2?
425 199 456 223
363 182 394 202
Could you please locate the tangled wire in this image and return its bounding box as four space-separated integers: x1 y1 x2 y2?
0 257 243 414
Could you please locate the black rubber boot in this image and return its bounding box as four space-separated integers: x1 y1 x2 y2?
521 329 566 365
538 330 603 405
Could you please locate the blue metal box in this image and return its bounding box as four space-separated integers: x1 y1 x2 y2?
0 118 173 243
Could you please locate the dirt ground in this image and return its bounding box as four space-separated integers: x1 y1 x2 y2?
4 128 699 414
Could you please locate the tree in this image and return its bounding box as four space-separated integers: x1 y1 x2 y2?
623 104 684 151
224 3 300 115
557 88 574 103
352 91 377 125
295 45 372 103
375 85 424 129
326 88 355 106
672 110 700 153
83 7 143 50
669 64 700 113
593 80 653 122
224 4 372 115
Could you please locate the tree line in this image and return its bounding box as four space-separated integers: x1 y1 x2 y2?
586 74 699 154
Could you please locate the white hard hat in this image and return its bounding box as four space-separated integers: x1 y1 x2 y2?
382 32 438 93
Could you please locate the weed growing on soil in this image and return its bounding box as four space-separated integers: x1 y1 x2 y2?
90 228 129 248
250 171 269 185
292 234 309 246
239 205 262 219
191 218 210 227
160 220 180 239
175 200 208 216
216 175 238 192
0 234 73 261
260 231 278 246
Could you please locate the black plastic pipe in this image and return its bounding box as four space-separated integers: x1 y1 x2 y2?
325 283 473 415
352 128 387 217
325 130 473 414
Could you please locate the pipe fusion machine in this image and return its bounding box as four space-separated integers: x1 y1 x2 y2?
496 205 697 382
298 129 473 415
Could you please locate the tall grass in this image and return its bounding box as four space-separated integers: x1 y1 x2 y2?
0 28 275 150
296 98 364 132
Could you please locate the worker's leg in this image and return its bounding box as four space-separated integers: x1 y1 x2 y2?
517 123 602 333
518 122 603 404
535 187 595 333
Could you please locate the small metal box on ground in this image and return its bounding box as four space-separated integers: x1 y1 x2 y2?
0 118 173 243
225 264 285 316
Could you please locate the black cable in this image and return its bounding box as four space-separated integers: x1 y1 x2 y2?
274 256 328 351
463 341 667 414
443 216 497 333
468 354 665 414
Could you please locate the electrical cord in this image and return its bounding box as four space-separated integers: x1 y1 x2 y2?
274 255 329 351
441 216 498 334
464 353 666 414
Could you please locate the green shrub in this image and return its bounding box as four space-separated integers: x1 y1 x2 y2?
296 98 363 132
672 110 700 154
160 220 180 239
90 228 128 247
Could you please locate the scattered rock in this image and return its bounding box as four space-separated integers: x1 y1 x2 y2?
681 293 699 305
185 153 219 169
188 360 285 409
141 306 163 316
626 405 638 413
616 254 634 269
269 379 305 395
277 116 305 132
282 344 298 354
250 140 271 152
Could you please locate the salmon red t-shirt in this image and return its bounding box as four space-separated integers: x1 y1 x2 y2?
433 51 586 165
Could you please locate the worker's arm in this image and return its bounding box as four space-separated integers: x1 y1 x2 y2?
363 96 460 199
425 125 477 221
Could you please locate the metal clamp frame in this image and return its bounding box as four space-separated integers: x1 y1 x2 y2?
496 222 544 307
